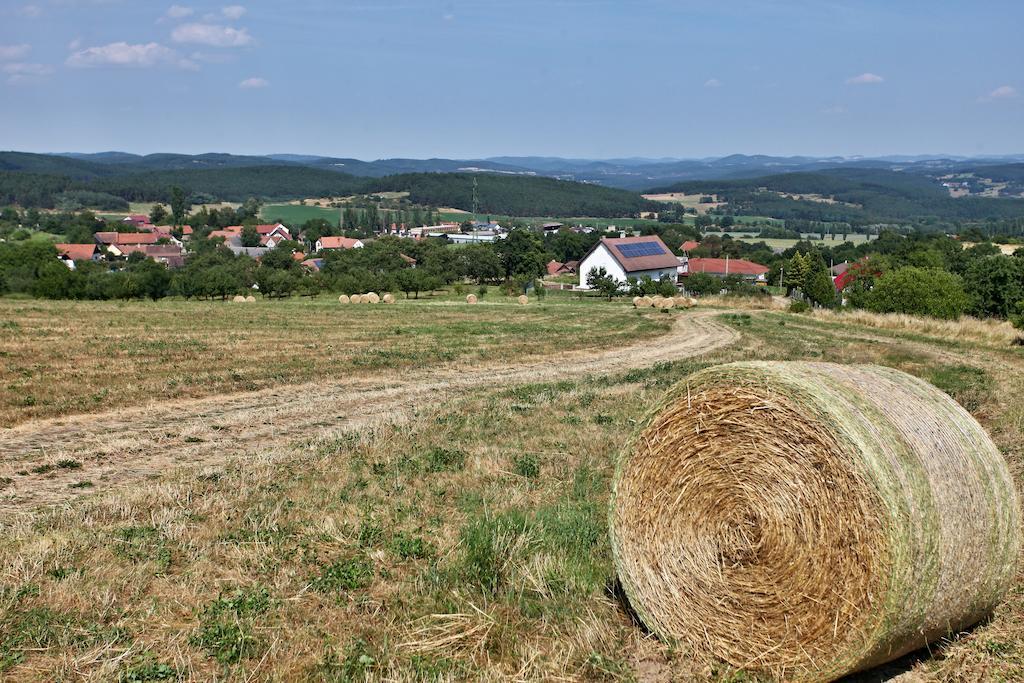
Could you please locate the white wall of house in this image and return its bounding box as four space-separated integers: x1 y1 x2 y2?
578 244 627 288
578 244 678 289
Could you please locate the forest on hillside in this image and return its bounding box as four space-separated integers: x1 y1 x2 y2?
652 167 1024 225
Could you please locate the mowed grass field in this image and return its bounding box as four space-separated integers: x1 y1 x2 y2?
1 299 1023 680
260 204 342 225
0 297 670 426
702 230 877 251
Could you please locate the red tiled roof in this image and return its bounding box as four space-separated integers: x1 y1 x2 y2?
681 240 701 252
318 236 362 249
686 257 769 276
399 253 417 265
55 243 96 261
255 223 289 235
593 235 679 273
546 260 564 276
95 232 160 245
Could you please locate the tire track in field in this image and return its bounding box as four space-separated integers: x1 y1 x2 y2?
0 311 738 513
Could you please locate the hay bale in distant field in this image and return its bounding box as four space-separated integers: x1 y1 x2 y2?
686 297 698 307
367 292 381 304
232 295 246 303
382 293 395 304
467 294 478 304
650 296 664 307
338 294 350 304
658 297 675 309
632 296 642 307
637 296 654 308
245 295 256 302
359 294 371 304
610 361 1020 682
673 296 692 308
518 295 529 305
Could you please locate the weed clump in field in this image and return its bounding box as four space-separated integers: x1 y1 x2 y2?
310 557 374 593
190 587 273 665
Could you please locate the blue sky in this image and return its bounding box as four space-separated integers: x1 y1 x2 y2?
0 0 1021 159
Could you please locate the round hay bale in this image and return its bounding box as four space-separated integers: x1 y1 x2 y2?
231 295 246 303
382 293 395 304
658 297 675 309
358 294 371 304
517 295 528 305
673 296 691 309
245 295 256 303
609 361 1020 681
366 292 380 304
466 294 478 304
632 296 642 307
638 296 654 308
338 294 350 304
650 295 664 307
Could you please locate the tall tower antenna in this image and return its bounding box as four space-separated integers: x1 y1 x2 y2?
472 176 479 216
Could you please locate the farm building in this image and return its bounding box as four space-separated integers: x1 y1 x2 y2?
447 231 503 244
682 257 769 282
546 260 578 276
680 240 701 253
577 235 679 289
315 236 364 251
116 244 187 268
54 243 99 269
94 231 161 247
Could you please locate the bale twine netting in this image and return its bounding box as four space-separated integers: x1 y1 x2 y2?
609 361 1020 682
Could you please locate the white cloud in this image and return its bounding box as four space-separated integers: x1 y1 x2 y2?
171 23 253 47
66 42 196 69
703 78 721 88
67 38 82 51
846 72 884 85
986 85 1017 100
165 4 194 19
0 44 31 61
221 5 246 20
4 62 54 85
238 76 267 89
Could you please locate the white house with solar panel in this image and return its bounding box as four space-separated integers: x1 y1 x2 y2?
577 235 681 289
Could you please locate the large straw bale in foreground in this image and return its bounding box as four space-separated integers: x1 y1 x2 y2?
610 361 1019 682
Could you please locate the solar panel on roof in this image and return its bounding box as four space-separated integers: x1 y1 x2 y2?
618 242 666 258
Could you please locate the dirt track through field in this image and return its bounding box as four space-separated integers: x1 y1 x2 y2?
0 311 738 513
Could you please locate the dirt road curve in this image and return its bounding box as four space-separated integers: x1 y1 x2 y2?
0 311 738 513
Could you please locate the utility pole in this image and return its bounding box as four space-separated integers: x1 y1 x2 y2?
472 177 479 216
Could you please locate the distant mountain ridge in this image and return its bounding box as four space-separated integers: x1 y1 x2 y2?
34 150 1024 190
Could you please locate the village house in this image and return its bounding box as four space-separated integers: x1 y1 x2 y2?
116 244 188 268
577 235 679 289
315 236 364 251
54 243 99 269
546 260 578 276
682 257 769 283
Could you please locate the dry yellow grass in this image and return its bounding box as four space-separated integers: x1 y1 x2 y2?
813 308 1020 346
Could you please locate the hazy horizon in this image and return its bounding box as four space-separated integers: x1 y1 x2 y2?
2 0 1022 158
